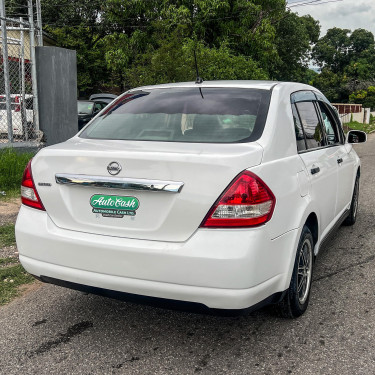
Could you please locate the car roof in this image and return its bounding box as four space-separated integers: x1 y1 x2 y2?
131 80 278 91
129 80 318 92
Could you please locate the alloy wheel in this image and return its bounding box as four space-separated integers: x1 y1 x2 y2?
297 238 313 305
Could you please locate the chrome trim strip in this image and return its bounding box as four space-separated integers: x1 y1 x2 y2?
55 174 184 193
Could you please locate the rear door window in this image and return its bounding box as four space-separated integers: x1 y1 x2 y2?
292 94 326 150
317 102 340 145
80 88 271 143
295 101 325 149
291 103 307 152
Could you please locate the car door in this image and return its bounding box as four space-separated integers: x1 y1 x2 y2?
291 91 338 235
317 99 356 216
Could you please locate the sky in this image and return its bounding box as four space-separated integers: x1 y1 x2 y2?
290 0 375 37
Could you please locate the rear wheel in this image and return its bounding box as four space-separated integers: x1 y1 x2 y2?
343 175 359 226
276 225 314 318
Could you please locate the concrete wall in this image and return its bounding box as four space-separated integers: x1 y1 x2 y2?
35 46 77 146
353 111 364 123
341 109 371 124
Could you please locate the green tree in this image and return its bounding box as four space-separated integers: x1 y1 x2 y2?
272 13 320 81
127 37 267 87
313 70 349 103
34 1 321 93
312 27 375 102
313 27 351 74
349 86 375 110
40 0 112 93
102 0 320 88
350 28 375 55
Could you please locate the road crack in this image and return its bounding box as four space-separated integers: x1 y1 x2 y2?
313 254 375 282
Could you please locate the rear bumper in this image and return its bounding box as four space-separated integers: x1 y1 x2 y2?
21 255 284 311
16 205 299 309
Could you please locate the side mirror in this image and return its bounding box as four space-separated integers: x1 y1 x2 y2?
347 130 367 144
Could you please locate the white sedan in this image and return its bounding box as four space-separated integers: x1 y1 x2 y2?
0 94 33 138
15 81 366 318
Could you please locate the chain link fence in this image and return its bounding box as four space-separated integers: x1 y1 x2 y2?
0 12 41 145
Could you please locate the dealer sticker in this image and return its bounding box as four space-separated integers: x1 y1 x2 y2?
90 194 139 218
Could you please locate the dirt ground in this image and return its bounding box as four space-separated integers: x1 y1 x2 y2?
0 198 19 257
0 197 21 226
0 198 20 258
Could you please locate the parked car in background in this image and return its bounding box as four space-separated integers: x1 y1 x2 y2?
17 81 366 318
0 94 34 139
89 93 117 105
78 94 117 131
77 100 107 130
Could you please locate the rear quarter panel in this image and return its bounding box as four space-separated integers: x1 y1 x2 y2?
254 83 318 239
251 83 322 285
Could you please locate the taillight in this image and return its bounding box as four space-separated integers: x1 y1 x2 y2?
200 171 275 228
14 96 20 112
21 160 45 210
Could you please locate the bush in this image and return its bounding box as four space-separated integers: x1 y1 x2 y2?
0 148 35 193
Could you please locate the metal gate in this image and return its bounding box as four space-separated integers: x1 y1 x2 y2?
0 0 42 145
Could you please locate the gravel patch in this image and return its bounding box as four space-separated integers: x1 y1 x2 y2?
0 245 18 260
0 198 20 226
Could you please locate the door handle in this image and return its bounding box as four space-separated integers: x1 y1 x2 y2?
337 157 343 164
311 166 320 175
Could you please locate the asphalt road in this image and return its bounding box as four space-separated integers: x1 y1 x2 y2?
1 136 375 375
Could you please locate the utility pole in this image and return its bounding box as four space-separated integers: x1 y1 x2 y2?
28 0 40 131
35 0 43 46
0 0 13 142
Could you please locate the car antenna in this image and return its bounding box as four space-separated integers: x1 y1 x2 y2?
193 50 204 99
194 50 203 84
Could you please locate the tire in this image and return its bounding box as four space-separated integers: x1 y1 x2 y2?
343 175 359 226
276 225 314 318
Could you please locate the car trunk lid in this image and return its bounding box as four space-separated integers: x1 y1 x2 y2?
32 138 264 242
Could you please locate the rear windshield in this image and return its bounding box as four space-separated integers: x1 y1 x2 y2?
80 88 271 143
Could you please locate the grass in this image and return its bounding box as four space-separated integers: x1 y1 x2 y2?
0 147 35 200
0 257 18 266
0 188 21 200
343 120 375 134
0 264 34 305
0 224 16 247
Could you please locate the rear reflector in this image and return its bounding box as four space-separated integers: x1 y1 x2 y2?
21 159 45 210
200 171 275 228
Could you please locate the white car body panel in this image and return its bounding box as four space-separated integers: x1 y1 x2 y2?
31 140 264 242
16 205 298 309
298 147 338 232
336 143 357 214
15 80 362 310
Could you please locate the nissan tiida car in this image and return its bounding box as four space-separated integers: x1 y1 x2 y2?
16 81 366 318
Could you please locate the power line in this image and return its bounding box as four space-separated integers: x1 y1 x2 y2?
288 0 343 7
